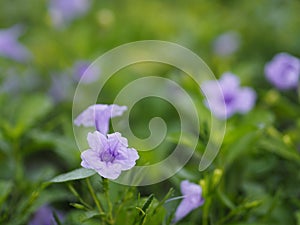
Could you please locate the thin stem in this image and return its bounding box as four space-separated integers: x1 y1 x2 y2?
102 178 114 224
202 197 211 225
86 178 104 214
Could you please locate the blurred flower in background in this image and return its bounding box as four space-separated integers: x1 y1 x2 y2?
72 60 101 84
0 25 31 62
265 52 300 90
29 205 63 225
174 180 204 223
48 73 73 103
48 0 91 28
212 31 241 57
201 72 256 119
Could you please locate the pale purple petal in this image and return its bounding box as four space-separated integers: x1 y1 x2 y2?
109 104 128 117
219 72 240 89
87 132 107 152
265 53 300 90
107 132 128 150
174 199 198 222
74 104 108 127
235 87 256 113
115 148 139 170
81 149 105 170
95 163 122 180
180 180 202 196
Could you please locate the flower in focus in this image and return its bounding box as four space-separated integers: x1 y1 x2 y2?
212 31 241 56
72 60 101 83
201 72 256 119
264 53 300 90
29 205 63 225
81 131 139 180
49 0 91 28
74 104 127 134
174 180 204 223
0 25 31 62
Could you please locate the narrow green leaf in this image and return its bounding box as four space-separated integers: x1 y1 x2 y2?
141 194 154 213
50 168 96 183
0 180 13 205
14 95 53 137
153 188 174 214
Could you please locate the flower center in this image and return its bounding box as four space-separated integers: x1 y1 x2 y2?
100 150 115 163
224 94 234 105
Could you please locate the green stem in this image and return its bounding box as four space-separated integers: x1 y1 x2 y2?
202 197 211 225
86 178 104 214
103 178 114 224
12 141 23 183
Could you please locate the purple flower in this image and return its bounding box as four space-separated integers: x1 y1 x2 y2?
81 131 139 180
0 25 31 62
213 31 241 56
74 104 127 134
48 74 73 103
49 0 91 28
265 53 300 90
73 60 101 83
29 205 63 225
201 72 256 119
174 180 204 222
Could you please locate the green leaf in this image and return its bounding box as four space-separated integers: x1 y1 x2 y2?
13 95 53 138
223 131 261 167
259 128 300 164
141 194 154 213
0 180 13 205
217 189 236 210
295 210 300 225
50 168 96 183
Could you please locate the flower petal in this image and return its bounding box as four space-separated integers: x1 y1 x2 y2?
115 147 139 170
174 199 199 222
95 163 123 180
109 104 127 117
81 149 105 170
74 104 108 127
107 132 129 152
235 87 256 113
180 180 202 196
87 131 108 152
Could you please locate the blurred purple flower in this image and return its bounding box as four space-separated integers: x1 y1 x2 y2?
265 53 300 90
201 72 256 119
29 205 63 225
48 74 73 103
73 60 101 83
81 131 139 179
74 104 127 134
0 25 31 62
213 31 241 56
174 180 204 223
49 0 91 28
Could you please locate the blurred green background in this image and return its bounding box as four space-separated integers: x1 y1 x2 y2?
1 0 300 225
